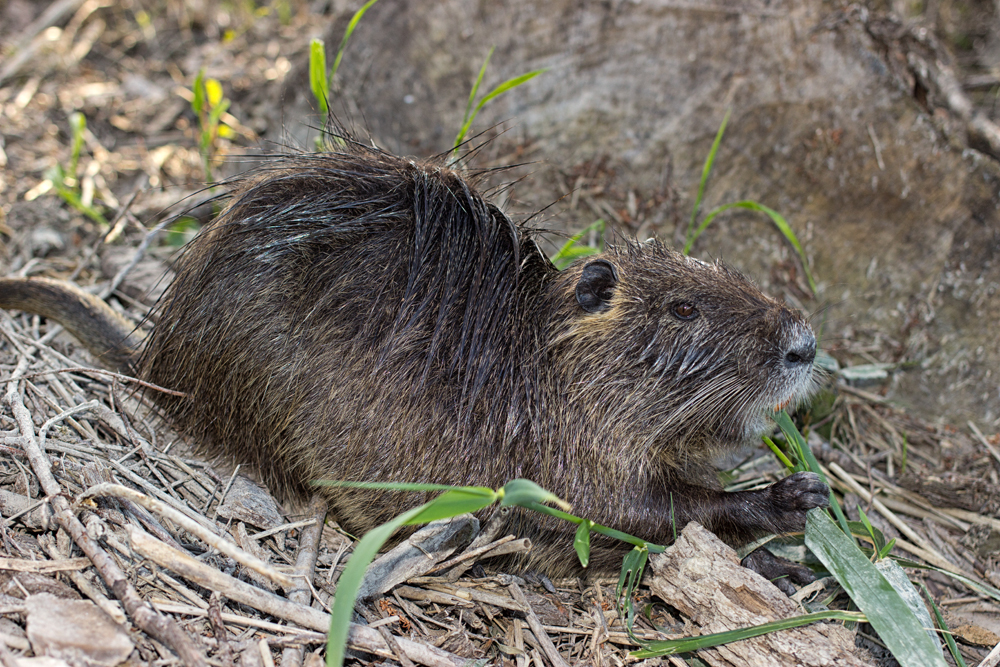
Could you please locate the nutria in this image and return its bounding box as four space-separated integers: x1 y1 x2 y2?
0 138 827 582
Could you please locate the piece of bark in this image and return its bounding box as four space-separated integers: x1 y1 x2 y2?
215 475 284 530
648 523 873 667
25 593 134 667
356 516 478 601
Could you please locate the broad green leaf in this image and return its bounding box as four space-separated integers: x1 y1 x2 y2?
875 558 940 649
806 510 947 667
814 349 840 372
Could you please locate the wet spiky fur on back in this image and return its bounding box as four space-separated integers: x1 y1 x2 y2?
6 138 822 576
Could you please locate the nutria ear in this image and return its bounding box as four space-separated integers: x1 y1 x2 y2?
576 260 618 313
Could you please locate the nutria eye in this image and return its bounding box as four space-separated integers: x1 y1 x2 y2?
672 303 698 320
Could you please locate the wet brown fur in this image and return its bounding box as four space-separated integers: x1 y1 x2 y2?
0 139 826 576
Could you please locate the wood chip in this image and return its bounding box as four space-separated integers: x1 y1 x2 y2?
649 523 874 667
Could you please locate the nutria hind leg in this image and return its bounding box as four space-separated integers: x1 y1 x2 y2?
741 547 818 595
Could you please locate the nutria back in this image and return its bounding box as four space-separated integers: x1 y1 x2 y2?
1 139 826 575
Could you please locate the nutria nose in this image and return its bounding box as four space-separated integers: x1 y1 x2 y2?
784 336 816 367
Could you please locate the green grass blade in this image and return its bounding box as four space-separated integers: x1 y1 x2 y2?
685 200 816 294
309 38 329 114
761 435 794 469
857 507 887 554
68 112 86 179
685 108 730 252
326 501 429 667
616 547 648 640
473 67 547 113
313 479 485 493
887 555 1000 603
47 163 108 227
683 200 739 254
574 521 592 567
918 580 967 667
326 484 499 667
454 46 494 151
552 245 601 268
805 510 948 667
524 502 664 553
403 487 497 524
453 62 547 154
747 201 816 294
878 537 898 561
207 97 230 131
191 68 205 116
550 219 605 268
630 610 866 658
330 0 380 84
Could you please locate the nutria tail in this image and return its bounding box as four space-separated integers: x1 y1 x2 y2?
0 277 143 373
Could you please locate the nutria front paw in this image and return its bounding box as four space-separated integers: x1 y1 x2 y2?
768 471 829 530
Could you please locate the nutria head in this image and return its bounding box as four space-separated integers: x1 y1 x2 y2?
545 240 816 470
